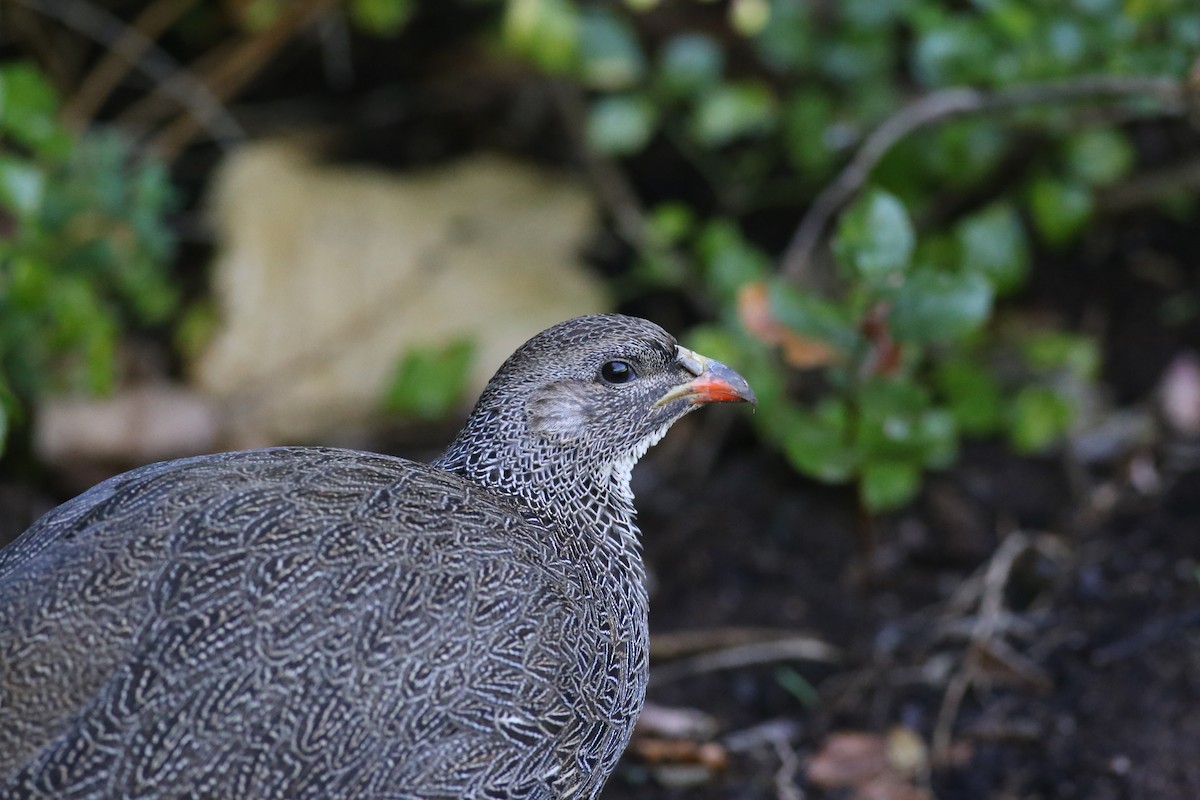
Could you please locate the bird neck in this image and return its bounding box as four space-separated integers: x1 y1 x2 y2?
432 423 647 584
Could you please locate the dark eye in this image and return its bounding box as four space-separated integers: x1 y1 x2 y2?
600 360 637 385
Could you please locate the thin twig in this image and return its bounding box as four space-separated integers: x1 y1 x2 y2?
15 0 244 147
973 531 1033 641
1097 155 1200 214
650 626 839 660
930 531 1066 761
547 80 651 252
1091 605 1200 666
779 74 1187 283
649 636 841 687
931 666 971 764
150 0 339 159
546 80 718 315
62 0 200 127
770 731 805 800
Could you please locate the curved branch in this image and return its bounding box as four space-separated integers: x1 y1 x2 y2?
780 74 1188 283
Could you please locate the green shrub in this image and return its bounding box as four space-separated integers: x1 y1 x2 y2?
498 0 1194 510
0 63 178 456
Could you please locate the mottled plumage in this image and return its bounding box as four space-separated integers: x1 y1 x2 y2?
0 314 753 799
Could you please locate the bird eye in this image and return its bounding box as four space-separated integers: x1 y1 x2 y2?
600 360 637 385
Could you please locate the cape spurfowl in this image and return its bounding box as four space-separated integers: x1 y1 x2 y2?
0 314 754 799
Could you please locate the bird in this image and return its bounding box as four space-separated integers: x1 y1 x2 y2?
0 314 754 800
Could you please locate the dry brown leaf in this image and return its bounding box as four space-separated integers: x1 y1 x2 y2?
737 281 840 368
629 737 728 771
808 729 934 800
806 731 890 788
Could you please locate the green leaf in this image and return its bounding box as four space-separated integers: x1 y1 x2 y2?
695 221 769 301
774 666 819 708
1065 128 1135 187
783 90 836 175
690 81 777 147
503 0 580 73
683 325 744 370
648 202 695 245
935 358 1004 435
579 7 646 89
1009 385 1073 453
956 203 1030 295
767 279 859 354
1022 331 1100 379
860 460 922 511
0 62 64 154
890 269 993 344
833 189 915 284
926 121 1008 187
730 0 771 36
753 0 812 71
860 383 954 468
0 390 7 458
1028 177 1093 244
912 18 994 87
384 339 476 419
915 407 957 469
350 0 414 36
658 33 724 96
0 157 45 216
586 95 657 155
983 0 1036 40
781 400 858 483
841 0 905 27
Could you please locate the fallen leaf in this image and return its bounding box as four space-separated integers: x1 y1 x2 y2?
629 737 728 771
737 281 840 368
806 731 889 788
807 729 934 800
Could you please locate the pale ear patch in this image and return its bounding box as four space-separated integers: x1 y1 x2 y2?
526 381 596 442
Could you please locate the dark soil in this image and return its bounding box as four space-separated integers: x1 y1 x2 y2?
607 433 1200 800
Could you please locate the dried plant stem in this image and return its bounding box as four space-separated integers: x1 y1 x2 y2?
15 0 244 147
62 0 200 127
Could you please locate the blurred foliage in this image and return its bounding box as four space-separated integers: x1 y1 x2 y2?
384 339 476 419
498 0 1196 510
0 63 177 457
2 0 1192 506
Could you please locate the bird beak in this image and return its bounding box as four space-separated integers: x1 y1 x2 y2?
654 346 757 408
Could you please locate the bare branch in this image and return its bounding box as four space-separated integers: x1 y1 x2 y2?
15 0 244 148
62 0 200 127
150 0 339 159
649 636 841 687
780 74 1188 283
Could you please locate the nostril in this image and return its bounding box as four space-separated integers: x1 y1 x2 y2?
676 346 705 378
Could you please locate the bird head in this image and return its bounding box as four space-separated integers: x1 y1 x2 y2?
438 315 754 503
